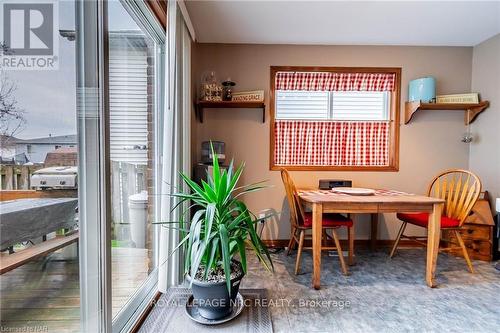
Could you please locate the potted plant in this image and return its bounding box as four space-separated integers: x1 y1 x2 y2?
168 148 273 320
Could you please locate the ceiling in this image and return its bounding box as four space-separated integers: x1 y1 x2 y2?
185 1 500 46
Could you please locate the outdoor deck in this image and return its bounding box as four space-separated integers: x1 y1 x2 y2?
0 247 149 333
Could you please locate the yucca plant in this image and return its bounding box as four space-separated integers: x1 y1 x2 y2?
170 147 273 295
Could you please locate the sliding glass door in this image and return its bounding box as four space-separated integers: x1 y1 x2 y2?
0 0 164 331
76 0 164 331
106 0 164 331
1 1 80 332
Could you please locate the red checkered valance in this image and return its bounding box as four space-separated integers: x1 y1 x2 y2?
274 120 390 166
275 72 396 91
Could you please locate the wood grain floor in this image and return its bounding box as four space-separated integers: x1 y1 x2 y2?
0 246 150 333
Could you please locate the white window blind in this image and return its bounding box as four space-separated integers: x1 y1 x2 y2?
331 91 389 120
276 90 389 121
276 91 329 119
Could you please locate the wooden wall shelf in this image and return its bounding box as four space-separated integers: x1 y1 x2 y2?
195 100 266 123
404 101 489 125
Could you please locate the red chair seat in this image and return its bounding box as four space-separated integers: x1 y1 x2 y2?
396 212 460 229
303 213 353 228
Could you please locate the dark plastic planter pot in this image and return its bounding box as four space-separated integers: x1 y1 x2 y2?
186 260 245 320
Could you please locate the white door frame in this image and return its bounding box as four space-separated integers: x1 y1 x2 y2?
76 0 112 331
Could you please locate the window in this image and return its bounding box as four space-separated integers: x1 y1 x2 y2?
0 2 80 332
106 0 164 331
270 67 401 171
276 91 390 121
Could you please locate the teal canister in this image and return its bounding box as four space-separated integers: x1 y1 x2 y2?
408 77 436 102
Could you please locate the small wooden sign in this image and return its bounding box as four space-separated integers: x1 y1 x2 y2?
231 90 264 102
436 93 479 104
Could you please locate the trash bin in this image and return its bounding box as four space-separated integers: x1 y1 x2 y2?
128 191 148 248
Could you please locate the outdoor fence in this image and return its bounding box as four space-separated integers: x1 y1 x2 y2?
0 165 43 190
1 161 148 224
111 161 148 225
1 162 147 219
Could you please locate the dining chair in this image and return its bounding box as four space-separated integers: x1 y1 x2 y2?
280 169 354 275
390 169 482 273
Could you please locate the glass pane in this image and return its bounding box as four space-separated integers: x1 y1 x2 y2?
0 0 80 331
107 0 157 319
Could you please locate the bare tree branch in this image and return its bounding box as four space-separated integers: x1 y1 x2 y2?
0 70 26 137
1 41 14 56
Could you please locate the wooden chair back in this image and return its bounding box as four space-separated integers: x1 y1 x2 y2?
427 169 482 226
280 169 306 227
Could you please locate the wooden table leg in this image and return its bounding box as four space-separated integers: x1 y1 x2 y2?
370 213 378 250
348 221 355 266
312 203 323 290
426 203 443 287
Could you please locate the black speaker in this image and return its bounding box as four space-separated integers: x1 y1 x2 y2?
193 163 228 186
319 179 352 190
201 141 225 164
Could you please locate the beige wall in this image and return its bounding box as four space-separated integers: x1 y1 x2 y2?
470 34 500 212
192 44 473 240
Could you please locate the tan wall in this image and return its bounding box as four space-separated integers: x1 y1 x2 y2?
470 34 500 212
192 44 473 240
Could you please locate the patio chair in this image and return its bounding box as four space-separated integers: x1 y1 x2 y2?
280 169 354 275
390 169 482 273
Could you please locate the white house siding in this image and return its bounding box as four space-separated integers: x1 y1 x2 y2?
18 144 74 163
109 48 149 165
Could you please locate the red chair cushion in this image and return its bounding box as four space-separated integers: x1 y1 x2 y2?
396 212 460 228
303 213 353 228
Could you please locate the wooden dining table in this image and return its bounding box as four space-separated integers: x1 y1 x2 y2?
298 189 445 289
